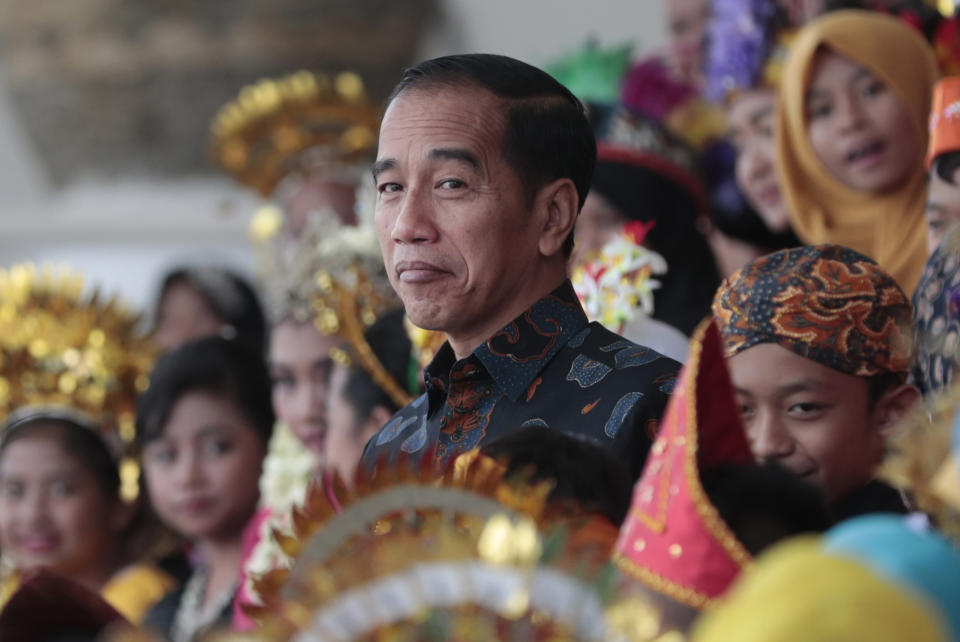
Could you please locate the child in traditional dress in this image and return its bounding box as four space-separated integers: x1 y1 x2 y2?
0 411 175 624
776 10 939 292
139 337 273 642
713 244 921 516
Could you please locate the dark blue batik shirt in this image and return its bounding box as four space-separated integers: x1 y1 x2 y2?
361 280 681 479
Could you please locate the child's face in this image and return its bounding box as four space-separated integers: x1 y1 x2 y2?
729 89 790 233
727 343 885 502
0 431 120 579
926 166 960 253
805 50 919 194
269 319 338 456
143 390 266 542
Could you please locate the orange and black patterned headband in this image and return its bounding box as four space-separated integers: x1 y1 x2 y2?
712 245 912 377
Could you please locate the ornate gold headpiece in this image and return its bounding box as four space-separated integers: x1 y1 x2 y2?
0 264 156 500
210 70 380 196
881 386 960 544
236 452 679 642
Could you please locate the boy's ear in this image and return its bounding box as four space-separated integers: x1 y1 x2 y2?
874 384 921 437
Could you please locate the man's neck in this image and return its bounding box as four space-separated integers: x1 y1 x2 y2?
447 274 568 360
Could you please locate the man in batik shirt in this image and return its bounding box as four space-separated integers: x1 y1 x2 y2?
362 54 680 479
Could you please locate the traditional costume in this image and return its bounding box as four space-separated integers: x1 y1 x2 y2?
776 10 939 293
0 264 175 625
913 225 960 394
713 244 915 517
613 321 754 612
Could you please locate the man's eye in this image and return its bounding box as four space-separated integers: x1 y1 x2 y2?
377 183 402 194
438 179 465 190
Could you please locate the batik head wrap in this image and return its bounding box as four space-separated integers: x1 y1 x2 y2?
913 225 960 395
776 10 938 294
712 245 912 377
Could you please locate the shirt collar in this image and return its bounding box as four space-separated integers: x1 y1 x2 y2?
423 280 589 403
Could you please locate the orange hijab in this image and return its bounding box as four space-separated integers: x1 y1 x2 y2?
776 10 938 293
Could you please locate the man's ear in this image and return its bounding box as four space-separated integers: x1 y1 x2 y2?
874 384 921 437
535 178 580 258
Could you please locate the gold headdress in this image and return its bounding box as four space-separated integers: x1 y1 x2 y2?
211 70 379 197
235 452 681 642
0 263 155 500
881 386 960 543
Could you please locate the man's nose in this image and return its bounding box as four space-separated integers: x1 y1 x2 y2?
390 184 439 244
750 414 796 461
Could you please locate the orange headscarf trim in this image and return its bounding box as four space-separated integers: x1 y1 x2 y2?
776 10 939 294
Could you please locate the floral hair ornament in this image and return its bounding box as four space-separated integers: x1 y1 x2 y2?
0 263 156 501
572 221 668 334
614 320 754 609
704 0 782 102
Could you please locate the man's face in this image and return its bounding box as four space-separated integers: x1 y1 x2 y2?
925 165 960 253
373 86 543 345
727 343 885 502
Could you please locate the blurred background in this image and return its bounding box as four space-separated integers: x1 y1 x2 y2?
0 0 666 311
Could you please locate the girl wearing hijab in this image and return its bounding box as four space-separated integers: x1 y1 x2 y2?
776 10 939 293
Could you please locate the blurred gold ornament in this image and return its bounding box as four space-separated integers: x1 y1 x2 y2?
0 263 155 442
211 70 380 197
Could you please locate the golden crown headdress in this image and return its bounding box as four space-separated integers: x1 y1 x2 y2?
881 385 960 544
211 70 380 197
233 452 681 642
0 263 156 500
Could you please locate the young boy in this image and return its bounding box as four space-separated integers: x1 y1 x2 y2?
926 76 960 253
712 245 920 519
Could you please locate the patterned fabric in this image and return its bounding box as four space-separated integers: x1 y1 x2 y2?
913 227 960 394
614 321 754 610
361 281 680 480
713 245 913 376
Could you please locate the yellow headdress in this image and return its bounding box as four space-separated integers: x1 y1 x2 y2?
881 385 960 544
211 70 379 197
241 452 680 642
0 263 155 500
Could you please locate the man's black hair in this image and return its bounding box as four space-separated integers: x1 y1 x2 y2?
389 53 597 257
136 336 275 446
481 425 633 526
933 150 960 185
701 461 830 556
342 309 415 426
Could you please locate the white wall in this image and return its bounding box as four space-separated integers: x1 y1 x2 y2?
0 0 668 312
418 0 667 64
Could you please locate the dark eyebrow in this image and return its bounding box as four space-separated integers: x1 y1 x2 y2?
371 158 397 181
851 67 875 85
429 147 481 171
749 104 774 125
